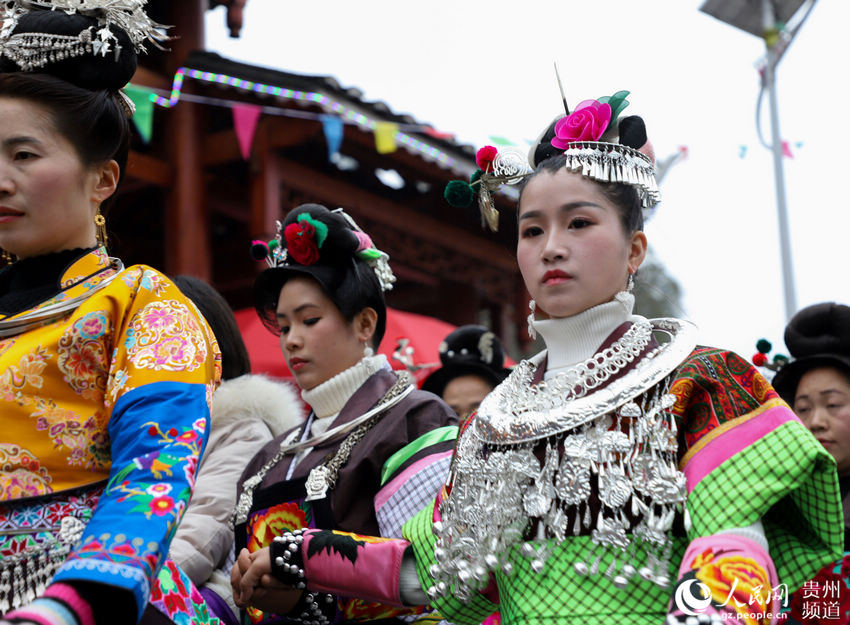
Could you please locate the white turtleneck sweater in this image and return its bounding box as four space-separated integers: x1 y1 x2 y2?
287 354 391 475
531 292 639 379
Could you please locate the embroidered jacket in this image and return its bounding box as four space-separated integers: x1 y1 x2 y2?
235 368 456 623
402 343 843 625
0 248 221 620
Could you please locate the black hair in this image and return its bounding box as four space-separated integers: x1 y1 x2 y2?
0 72 131 183
0 9 137 186
254 204 387 349
172 275 252 381
519 153 644 234
259 264 387 351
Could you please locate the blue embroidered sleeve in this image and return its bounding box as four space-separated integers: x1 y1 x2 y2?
51 381 210 620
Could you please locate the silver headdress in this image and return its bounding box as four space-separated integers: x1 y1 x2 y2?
445 88 661 231
560 140 659 210
0 0 168 71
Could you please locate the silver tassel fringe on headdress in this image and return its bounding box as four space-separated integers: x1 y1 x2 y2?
0 0 168 71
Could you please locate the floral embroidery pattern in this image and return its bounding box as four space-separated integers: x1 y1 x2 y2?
150 560 220 625
691 547 772 625
121 266 144 290
0 444 52 498
127 300 208 372
57 311 111 400
247 501 310 553
108 419 205 519
30 401 110 470
138 269 169 295
0 346 50 394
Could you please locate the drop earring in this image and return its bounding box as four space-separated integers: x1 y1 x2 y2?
1 250 13 265
94 207 107 247
626 272 635 293
363 344 374 358
527 299 537 341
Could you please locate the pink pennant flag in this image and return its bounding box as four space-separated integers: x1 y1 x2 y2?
233 104 262 160
781 140 794 159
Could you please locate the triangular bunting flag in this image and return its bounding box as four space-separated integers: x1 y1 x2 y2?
488 135 515 146
124 84 155 144
374 122 398 154
423 126 455 140
781 140 794 159
321 115 344 161
233 104 262 160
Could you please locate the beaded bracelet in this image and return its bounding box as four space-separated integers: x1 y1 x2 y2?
270 529 307 589
290 590 336 625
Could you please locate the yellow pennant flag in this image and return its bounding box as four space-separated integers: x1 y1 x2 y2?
374 122 398 154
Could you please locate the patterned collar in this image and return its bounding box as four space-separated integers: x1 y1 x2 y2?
0 247 123 335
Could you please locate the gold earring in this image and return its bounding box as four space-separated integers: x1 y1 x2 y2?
94 208 107 247
1 250 14 265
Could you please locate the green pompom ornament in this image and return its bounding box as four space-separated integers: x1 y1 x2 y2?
756 339 772 354
470 169 484 185
444 180 474 208
773 354 789 365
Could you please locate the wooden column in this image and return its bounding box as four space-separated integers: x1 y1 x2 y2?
250 120 281 239
164 0 211 279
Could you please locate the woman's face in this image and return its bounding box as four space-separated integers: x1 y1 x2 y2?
794 366 850 476
276 276 375 391
517 169 646 319
442 374 494 421
0 97 118 258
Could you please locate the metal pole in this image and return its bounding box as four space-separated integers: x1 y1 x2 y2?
763 0 798 320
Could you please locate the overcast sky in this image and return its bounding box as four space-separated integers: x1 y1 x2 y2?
205 0 850 361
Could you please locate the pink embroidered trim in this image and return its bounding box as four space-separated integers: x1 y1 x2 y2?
44 583 95 625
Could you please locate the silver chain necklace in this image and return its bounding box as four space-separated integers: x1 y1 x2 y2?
231 371 414 527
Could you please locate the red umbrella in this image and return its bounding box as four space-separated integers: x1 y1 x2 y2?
233 307 457 385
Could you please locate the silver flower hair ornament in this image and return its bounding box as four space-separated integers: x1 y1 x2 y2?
0 0 168 71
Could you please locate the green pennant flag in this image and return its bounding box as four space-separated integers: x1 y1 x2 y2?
124 84 155 143
488 135 515 146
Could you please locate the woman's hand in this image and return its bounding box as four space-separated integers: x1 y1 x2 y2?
231 547 303 613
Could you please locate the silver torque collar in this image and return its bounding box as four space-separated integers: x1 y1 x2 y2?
474 318 698 444
427 318 698 602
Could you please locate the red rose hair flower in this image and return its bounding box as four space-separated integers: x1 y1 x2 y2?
284 221 321 265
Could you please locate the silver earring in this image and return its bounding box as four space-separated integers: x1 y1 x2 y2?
626 273 635 293
527 299 537 341
363 345 374 358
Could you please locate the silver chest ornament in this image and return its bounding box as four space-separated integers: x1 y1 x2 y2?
305 465 332 502
427 318 698 602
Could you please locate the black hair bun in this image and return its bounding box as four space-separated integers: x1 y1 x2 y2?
784 302 850 359
529 115 565 169
0 10 137 90
618 116 648 151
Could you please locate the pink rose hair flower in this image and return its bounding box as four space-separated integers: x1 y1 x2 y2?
551 99 612 149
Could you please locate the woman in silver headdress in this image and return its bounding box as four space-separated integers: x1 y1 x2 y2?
0 3 222 625
232 93 842 625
